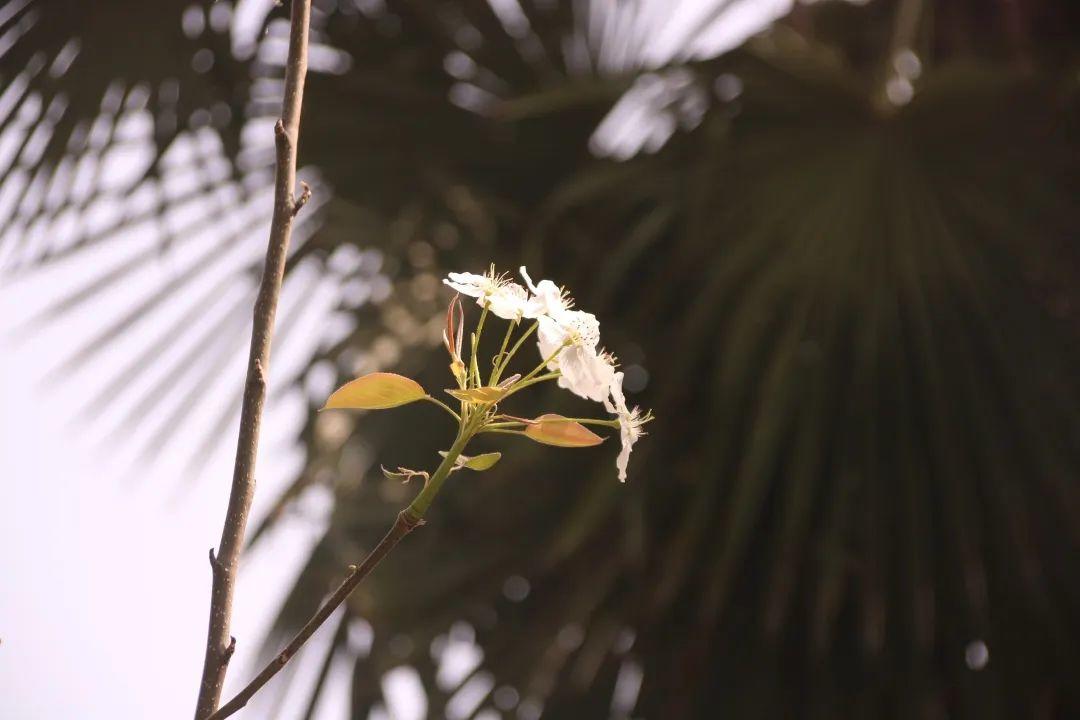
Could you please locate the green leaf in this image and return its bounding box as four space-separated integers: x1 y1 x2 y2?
461 452 502 471
323 373 427 410
438 450 503 471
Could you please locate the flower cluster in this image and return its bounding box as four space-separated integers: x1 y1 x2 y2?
310 265 653 720
444 265 652 481
310 266 653 720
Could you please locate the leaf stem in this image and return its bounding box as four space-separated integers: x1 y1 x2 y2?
424 395 461 422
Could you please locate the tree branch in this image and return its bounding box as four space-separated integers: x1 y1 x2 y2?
193 1 311 718
207 429 474 719
205 510 425 720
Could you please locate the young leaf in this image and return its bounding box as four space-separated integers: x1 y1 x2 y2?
437 451 502 472
446 386 509 404
461 452 502 471
381 466 429 483
444 293 464 361
524 414 604 448
323 372 427 410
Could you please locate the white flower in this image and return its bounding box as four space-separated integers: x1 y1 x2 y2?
444 269 541 321
444 270 496 296
563 349 617 404
520 266 573 316
604 371 649 482
486 281 542 321
536 310 614 403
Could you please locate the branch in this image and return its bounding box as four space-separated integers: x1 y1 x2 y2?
193 1 312 718
208 431 474 719
205 511 425 720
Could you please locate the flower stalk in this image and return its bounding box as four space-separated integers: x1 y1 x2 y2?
496 321 538 377
489 319 518 385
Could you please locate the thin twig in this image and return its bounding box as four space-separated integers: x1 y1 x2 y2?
193 1 312 718
209 430 474 718
205 510 425 720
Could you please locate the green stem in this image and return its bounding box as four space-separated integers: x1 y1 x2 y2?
489 320 518 386
469 305 489 387
405 429 472 520
494 321 538 379
500 372 561 402
520 342 567 385
424 396 461 422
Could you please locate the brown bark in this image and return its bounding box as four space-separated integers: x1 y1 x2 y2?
193 1 312 717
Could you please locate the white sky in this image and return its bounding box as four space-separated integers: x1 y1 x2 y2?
0 258 354 718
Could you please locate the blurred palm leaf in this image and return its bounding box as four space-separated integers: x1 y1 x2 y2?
3 0 1079 718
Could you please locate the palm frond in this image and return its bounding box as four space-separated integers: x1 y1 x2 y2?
3 0 1079 718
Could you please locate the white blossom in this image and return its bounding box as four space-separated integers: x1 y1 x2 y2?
520 266 573 316
444 269 542 321
536 311 614 403
443 264 653 481
486 281 543 321
605 371 649 482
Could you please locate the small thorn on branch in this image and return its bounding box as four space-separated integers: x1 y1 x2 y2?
209 548 223 574
223 637 237 663
291 181 311 217
273 118 291 155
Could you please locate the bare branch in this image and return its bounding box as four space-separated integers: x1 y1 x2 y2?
192 1 312 718
205 510 424 720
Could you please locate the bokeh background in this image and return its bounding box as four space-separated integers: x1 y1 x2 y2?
1 0 1078 718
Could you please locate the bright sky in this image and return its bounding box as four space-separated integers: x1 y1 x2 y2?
0 257 356 718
